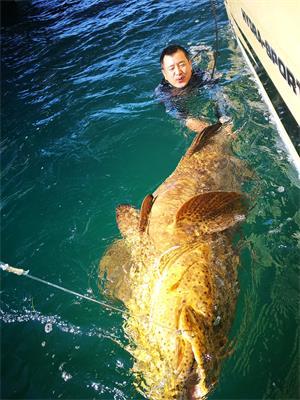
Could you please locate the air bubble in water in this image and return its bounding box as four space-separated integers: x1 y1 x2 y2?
62 371 72 382
91 382 100 391
45 323 53 333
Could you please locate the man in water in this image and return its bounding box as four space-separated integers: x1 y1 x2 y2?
156 44 225 133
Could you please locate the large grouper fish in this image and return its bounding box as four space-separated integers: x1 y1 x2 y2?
99 121 250 399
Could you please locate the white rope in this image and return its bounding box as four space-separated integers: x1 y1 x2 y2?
0 261 126 314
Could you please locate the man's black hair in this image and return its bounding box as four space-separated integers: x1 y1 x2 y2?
159 44 190 65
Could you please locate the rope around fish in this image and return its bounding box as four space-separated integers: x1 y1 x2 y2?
210 0 219 80
191 0 219 80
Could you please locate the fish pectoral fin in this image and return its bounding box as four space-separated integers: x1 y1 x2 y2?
116 204 139 238
175 191 247 234
139 193 154 233
98 239 132 303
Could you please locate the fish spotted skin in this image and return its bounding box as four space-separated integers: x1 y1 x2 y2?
99 122 249 399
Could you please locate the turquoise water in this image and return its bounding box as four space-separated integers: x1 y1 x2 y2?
1 1 299 399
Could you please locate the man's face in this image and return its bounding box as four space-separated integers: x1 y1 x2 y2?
161 50 193 88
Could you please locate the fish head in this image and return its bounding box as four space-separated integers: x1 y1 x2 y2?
127 242 230 400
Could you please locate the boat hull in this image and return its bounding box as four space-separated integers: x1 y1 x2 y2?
224 0 300 173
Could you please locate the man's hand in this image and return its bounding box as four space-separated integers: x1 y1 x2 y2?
185 117 209 133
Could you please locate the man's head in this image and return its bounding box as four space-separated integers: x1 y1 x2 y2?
160 44 193 89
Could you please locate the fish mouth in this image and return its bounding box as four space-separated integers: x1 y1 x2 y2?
179 342 218 400
188 387 201 400
185 354 220 400
187 380 206 400
173 353 209 400
185 362 208 400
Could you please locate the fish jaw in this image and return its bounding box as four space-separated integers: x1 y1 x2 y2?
188 384 208 400
176 305 216 399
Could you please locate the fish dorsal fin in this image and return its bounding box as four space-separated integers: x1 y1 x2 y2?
139 194 154 233
175 191 247 234
116 204 140 238
185 122 222 157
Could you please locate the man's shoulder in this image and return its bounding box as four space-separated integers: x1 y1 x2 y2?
189 68 206 85
155 79 172 97
193 68 219 86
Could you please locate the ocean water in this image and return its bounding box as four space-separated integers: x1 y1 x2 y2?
1 1 299 399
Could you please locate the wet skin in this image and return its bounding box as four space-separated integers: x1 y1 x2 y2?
161 49 193 89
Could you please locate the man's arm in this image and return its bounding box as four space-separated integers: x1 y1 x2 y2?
155 79 211 134
186 115 231 134
185 117 209 133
